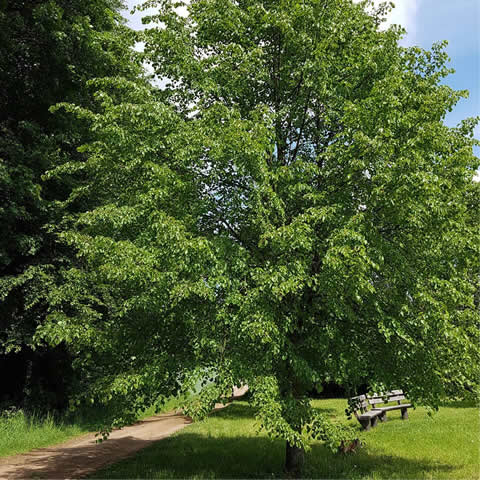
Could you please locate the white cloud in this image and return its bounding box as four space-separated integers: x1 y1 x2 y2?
383 0 418 31
354 0 418 43
124 1 187 30
124 1 149 31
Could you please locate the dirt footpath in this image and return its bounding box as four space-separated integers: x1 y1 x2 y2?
0 410 192 479
0 386 248 480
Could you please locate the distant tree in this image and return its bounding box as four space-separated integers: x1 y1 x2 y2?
40 0 479 472
0 0 140 409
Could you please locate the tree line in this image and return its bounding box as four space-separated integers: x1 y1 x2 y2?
0 0 140 409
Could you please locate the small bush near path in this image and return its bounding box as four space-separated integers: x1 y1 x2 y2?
90 398 479 479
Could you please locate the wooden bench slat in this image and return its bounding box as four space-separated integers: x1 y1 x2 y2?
368 396 406 403
388 395 406 402
359 410 383 418
373 403 412 412
351 395 366 401
366 393 406 402
368 389 404 398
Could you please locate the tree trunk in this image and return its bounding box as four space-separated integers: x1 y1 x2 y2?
285 440 305 476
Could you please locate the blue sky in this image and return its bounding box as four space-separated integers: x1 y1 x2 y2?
124 0 479 146
405 0 479 137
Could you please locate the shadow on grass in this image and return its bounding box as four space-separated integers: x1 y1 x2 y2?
86 431 457 479
311 406 344 417
439 399 478 409
215 403 338 423
305 442 456 480
208 403 255 420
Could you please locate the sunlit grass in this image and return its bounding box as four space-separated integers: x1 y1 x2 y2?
90 398 479 479
0 409 87 458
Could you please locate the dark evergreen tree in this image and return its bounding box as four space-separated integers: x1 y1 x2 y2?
0 0 140 409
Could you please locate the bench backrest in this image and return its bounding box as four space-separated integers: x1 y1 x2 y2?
349 394 368 414
350 390 408 414
367 389 407 406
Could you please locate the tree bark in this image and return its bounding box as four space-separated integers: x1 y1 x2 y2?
285 440 305 476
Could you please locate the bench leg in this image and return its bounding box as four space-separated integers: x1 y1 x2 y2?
370 416 379 428
379 411 387 422
401 408 408 420
359 418 371 431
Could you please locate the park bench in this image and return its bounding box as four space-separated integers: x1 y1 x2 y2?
349 389 412 430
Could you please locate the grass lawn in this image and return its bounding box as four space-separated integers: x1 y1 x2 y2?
0 396 185 458
90 398 479 479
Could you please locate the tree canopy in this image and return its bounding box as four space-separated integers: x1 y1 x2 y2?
26 0 480 472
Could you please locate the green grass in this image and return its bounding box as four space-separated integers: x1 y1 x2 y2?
0 409 88 458
90 398 479 479
0 396 187 458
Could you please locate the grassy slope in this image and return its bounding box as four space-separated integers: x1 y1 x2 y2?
90 398 479 479
0 397 185 458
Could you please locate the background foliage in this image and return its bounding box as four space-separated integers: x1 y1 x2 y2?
0 0 140 409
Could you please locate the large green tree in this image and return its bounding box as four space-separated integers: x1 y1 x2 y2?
41 0 479 472
0 0 140 408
